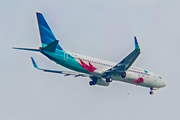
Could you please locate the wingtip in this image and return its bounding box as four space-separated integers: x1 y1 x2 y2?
134 36 140 50
31 57 38 69
36 12 42 15
36 12 43 18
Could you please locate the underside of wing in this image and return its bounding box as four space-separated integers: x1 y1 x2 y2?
31 57 89 77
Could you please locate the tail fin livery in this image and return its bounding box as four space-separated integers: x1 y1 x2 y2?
42 40 59 52
36 12 63 50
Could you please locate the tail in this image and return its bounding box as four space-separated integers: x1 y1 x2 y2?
13 12 63 52
36 12 63 51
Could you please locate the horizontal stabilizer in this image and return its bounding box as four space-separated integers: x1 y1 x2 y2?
31 57 38 69
13 47 40 52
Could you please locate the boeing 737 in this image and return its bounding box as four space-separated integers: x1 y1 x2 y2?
13 12 166 95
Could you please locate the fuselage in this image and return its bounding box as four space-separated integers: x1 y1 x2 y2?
41 48 166 89
13 12 166 95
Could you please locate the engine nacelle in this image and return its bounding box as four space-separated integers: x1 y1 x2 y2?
96 78 110 86
122 72 144 84
90 77 109 86
123 72 138 81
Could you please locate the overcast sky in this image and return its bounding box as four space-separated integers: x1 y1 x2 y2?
0 0 180 120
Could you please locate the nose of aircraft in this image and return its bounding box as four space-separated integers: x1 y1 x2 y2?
160 81 166 88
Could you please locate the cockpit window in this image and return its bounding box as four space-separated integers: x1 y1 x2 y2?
159 76 162 79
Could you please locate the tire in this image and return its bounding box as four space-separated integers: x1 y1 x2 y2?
149 91 154 95
106 78 112 82
121 72 126 78
89 81 94 86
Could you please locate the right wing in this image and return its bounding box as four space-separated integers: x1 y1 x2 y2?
31 57 89 77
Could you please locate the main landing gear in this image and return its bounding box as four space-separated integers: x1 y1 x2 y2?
121 72 126 78
89 81 95 86
89 77 97 86
106 78 112 83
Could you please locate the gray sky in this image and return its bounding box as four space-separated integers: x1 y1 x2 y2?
0 0 179 120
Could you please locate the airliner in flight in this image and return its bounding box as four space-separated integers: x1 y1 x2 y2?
13 12 166 95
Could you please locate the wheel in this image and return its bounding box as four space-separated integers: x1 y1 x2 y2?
89 81 93 86
149 91 154 95
89 81 95 86
106 78 112 82
121 72 126 78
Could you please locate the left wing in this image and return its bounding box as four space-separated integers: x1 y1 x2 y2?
31 57 89 77
102 36 141 77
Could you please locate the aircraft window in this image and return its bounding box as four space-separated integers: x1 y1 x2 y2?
159 77 162 79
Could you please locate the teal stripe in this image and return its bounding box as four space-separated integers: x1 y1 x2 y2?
43 50 89 74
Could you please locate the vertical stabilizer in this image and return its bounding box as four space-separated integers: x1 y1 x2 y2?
42 40 59 52
36 12 63 50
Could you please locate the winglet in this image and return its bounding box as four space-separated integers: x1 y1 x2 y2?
134 36 140 50
31 57 38 69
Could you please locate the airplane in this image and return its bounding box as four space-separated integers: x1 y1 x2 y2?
13 12 166 95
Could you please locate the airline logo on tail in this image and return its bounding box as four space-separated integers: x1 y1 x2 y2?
36 12 63 51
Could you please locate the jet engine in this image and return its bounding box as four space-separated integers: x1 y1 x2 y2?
89 77 109 86
123 71 139 80
123 71 144 84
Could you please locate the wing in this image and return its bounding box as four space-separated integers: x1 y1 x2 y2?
31 57 89 77
102 36 141 76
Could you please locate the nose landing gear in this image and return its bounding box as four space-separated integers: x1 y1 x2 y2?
149 87 155 95
149 91 154 95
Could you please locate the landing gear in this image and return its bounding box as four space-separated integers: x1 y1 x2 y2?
106 78 112 82
149 87 154 95
121 72 126 78
149 91 154 95
89 77 97 86
89 81 95 86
